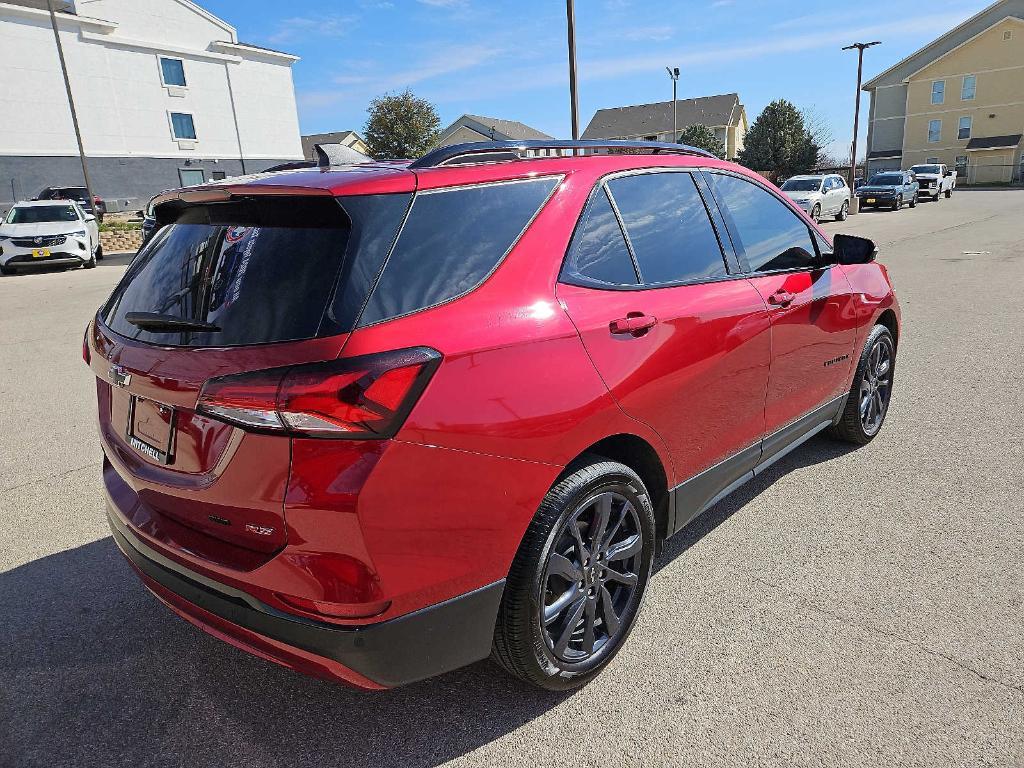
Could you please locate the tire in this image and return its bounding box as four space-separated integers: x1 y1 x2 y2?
811 204 821 223
492 457 656 690
0 264 14 276
836 201 849 221
83 252 96 269
830 324 896 445
893 195 903 211
95 244 104 261
945 187 952 199
909 193 917 208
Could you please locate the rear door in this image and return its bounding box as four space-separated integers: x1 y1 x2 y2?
91 194 409 565
703 171 857 442
557 169 771 503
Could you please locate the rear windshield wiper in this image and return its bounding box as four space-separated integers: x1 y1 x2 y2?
124 312 221 333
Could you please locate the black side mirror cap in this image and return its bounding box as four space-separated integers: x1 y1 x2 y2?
834 234 878 265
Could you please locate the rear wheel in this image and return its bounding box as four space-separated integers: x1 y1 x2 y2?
830 324 895 444
909 193 918 208
492 457 655 690
836 201 849 221
945 187 952 199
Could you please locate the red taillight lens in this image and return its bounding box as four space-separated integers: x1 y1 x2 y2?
197 347 441 439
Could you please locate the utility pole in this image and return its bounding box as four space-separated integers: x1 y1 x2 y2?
842 41 880 212
47 0 98 213
666 67 680 141
566 0 580 140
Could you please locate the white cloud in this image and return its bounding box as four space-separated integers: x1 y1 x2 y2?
269 14 358 45
622 25 675 42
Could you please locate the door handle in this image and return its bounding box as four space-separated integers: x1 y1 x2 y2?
610 313 657 336
768 290 795 307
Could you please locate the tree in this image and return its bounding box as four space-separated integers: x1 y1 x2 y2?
677 124 726 160
801 106 835 169
364 89 441 160
737 99 820 183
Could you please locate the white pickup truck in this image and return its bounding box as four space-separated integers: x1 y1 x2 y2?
910 163 956 200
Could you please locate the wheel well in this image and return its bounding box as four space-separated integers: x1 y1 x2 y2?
566 434 670 541
877 309 899 349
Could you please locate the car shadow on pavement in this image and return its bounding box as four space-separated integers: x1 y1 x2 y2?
0 436 856 768
98 251 137 267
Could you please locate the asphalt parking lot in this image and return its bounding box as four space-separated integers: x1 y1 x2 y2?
1 188 1022 767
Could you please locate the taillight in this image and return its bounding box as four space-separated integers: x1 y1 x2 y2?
197 347 441 439
82 321 91 365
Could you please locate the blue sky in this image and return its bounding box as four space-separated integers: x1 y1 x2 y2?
202 0 990 159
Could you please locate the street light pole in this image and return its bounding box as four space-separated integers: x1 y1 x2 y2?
843 41 880 211
666 67 680 141
566 0 580 140
47 0 98 213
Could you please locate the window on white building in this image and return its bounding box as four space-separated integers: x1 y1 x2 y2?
961 74 976 101
170 112 197 141
927 119 941 143
160 57 187 87
178 169 205 187
926 157 940 163
958 116 972 140
931 80 945 105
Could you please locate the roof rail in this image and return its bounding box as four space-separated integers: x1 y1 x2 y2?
409 139 716 169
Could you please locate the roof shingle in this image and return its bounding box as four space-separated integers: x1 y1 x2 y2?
582 93 741 139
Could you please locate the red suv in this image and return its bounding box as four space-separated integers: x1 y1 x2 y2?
85 140 899 691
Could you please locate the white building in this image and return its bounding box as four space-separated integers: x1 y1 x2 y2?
0 0 305 210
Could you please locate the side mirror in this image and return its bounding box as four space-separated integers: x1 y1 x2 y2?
944 170 953 177
85 214 96 222
834 234 877 265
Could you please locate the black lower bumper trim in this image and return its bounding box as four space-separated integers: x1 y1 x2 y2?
107 506 505 687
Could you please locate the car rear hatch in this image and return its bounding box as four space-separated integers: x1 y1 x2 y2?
89 185 413 570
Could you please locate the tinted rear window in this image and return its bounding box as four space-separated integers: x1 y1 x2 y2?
358 176 559 326
103 197 352 347
562 187 639 286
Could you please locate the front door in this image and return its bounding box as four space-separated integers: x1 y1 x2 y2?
704 171 857 438
557 170 771 500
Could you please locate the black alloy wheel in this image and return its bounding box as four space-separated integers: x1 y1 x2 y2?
541 490 643 663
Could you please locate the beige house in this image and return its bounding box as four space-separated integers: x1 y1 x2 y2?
863 0 1024 184
582 93 747 159
301 131 369 160
436 114 552 147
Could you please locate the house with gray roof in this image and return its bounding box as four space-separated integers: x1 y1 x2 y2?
582 93 747 159
436 114 553 147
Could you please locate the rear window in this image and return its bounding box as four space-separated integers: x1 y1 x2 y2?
103 197 354 347
358 176 559 326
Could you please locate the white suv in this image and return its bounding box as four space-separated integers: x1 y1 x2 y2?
779 174 851 222
0 200 101 275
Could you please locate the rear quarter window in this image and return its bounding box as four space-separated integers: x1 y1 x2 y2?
358 176 559 326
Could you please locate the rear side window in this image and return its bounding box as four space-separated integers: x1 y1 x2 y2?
103 197 352 347
705 173 817 273
358 177 558 326
607 172 726 284
562 187 639 286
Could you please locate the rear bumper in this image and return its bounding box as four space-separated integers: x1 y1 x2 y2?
107 504 505 689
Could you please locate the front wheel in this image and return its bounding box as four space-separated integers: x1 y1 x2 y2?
945 187 953 199
95 244 104 261
492 457 655 690
830 324 895 444
810 204 821 223
836 201 849 221
0 263 14 276
893 196 903 211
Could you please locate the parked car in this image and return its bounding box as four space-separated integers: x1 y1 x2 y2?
85 139 900 691
35 185 106 221
855 171 920 211
909 163 956 200
139 195 160 246
0 200 101 274
779 174 851 222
